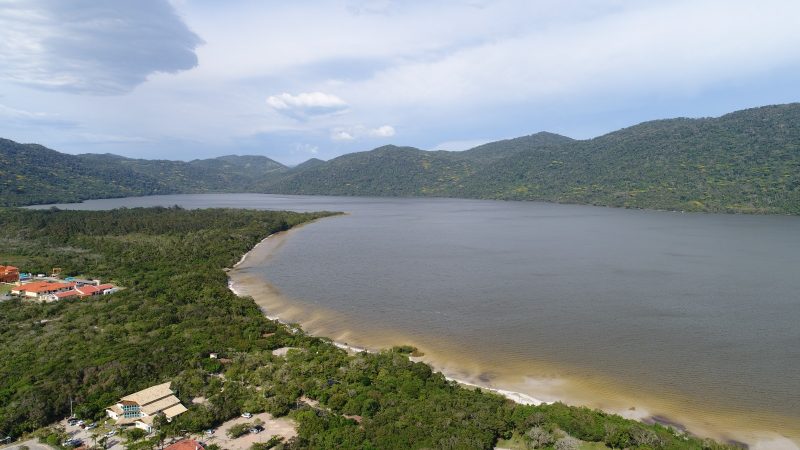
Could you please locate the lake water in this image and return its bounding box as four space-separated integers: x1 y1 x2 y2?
35 193 800 446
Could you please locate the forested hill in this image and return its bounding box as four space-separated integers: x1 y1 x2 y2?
265 104 800 214
2 103 799 213
0 139 287 206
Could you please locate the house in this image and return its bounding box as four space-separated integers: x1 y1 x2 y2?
11 281 77 300
0 266 19 283
45 290 81 302
165 439 205 450
75 283 115 298
106 382 187 433
15 280 118 302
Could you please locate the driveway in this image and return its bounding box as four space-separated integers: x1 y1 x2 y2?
197 412 297 450
60 419 126 450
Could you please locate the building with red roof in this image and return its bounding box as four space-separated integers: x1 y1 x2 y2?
0 266 19 283
164 439 205 450
11 281 76 299
76 283 115 298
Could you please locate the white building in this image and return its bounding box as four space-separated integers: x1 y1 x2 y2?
106 382 187 432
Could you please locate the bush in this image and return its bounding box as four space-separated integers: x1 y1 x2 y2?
251 436 283 450
124 428 147 442
227 423 251 439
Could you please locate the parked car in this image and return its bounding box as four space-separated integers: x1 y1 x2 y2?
241 412 252 419
204 429 214 436
105 430 116 437
85 423 97 430
249 425 264 434
63 439 82 447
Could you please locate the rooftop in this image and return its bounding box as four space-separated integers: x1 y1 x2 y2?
76 284 114 296
165 439 205 450
55 290 80 298
17 281 76 293
121 382 174 406
141 395 182 416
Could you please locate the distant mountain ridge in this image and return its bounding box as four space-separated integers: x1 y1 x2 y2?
1 103 799 214
0 140 287 206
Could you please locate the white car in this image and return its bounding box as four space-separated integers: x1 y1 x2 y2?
105 431 116 437
241 412 252 419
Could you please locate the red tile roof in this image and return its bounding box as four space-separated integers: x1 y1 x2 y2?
76 284 114 296
165 439 205 450
13 281 49 291
55 290 80 298
19 281 76 293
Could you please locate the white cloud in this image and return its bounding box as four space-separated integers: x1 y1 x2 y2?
331 124 395 141
0 0 202 94
331 130 356 141
343 0 800 108
369 125 395 137
3 1 800 162
267 92 349 120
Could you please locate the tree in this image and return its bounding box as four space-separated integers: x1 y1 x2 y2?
526 426 555 449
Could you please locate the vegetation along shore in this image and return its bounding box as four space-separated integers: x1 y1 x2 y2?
0 206 745 449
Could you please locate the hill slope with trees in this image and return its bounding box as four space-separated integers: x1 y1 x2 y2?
265 104 800 214
454 104 800 213
0 139 287 206
2 103 799 214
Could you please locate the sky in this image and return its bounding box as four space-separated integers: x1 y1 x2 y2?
1 0 799 165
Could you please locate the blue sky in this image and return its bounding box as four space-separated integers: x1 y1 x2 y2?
1 0 799 165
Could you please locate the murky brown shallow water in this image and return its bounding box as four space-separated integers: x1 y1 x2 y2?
37 194 800 448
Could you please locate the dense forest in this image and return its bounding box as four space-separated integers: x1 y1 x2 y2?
266 104 800 214
0 207 737 449
0 139 287 206
2 103 799 213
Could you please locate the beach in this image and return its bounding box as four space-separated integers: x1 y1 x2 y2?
227 227 800 450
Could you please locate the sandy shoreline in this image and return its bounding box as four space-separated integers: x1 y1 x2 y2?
227 226 800 450
227 228 554 406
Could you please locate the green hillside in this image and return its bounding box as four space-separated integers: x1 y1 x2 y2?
2 103 799 214
264 145 479 197
266 104 800 214
456 131 575 163
0 140 175 206
0 140 287 206
456 104 800 214
79 153 287 193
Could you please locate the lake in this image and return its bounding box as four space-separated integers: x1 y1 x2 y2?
34 193 800 446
